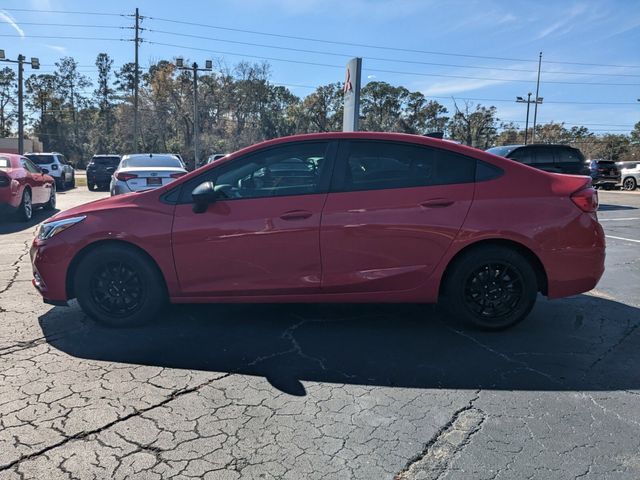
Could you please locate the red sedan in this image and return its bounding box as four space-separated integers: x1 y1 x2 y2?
1 154 56 221
30 133 605 330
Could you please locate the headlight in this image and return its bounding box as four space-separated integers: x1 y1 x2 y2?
37 216 86 241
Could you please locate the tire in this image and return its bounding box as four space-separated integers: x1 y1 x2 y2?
440 245 538 330
88 183 94 191
45 183 56 210
623 177 637 191
55 177 64 191
69 173 76 189
74 244 166 327
18 189 33 222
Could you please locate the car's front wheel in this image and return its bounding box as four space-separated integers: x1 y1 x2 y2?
441 245 538 330
623 177 637 191
74 244 166 327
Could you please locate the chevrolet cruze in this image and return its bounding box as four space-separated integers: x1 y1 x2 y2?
30 132 605 330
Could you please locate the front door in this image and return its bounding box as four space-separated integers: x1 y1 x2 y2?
320 140 476 293
171 141 336 297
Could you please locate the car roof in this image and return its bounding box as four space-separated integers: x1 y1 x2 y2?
24 152 62 155
92 154 121 158
496 144 578 149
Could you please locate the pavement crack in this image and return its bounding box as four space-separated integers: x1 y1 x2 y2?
0 372 232 472
394 391 485 480
0 239 31 296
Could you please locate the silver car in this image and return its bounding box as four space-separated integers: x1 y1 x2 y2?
110 153 187 196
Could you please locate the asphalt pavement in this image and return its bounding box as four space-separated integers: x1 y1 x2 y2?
0 187 638 479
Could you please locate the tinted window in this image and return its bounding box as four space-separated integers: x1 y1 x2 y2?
532 147 555 164
334 141 476 192
557 148 583 163
178 142 330 202
122 156 183 168
21 158 41 174
92 157 120 166
508 148 534 164
25 154 55 165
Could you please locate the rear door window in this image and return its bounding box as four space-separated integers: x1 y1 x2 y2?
508 148 534 165
332 141 476 192
557 148 583 163
532 147 555 164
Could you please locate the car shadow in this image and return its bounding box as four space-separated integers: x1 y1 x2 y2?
599 203 637 211
39 294 640 396
0 208 59 234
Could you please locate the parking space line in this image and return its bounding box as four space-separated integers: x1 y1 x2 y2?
599 217 640 222
606 235 640 244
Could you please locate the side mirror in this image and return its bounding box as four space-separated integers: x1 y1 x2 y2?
41 168 49 174
191 181 220 213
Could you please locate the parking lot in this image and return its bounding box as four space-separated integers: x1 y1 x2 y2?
0 188 639 479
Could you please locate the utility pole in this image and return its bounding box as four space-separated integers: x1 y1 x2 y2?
133 7 140 152
532 52 543 142
0 50 40 154
175 58 212 168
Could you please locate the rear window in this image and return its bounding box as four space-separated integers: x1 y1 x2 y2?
92 157 120 165
25 154 55 165
121 156 183 168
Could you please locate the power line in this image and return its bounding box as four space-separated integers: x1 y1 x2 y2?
1 22 129 29
146 28 640 79
145 40 640 87
432 96 640 106
0 7 126 17
146 15 640 69
0 34 127 41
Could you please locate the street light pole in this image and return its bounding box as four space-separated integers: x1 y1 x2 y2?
0 50 40 154
532 51 542 142
175 58 212 168
516 93 543 146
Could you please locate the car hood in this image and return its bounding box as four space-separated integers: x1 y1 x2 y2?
48 191 148 222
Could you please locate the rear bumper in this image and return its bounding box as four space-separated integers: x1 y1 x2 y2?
87 173 113 184
542 216 606 299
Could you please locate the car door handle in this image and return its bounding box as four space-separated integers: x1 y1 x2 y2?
280 210 313 220
420 199 455 208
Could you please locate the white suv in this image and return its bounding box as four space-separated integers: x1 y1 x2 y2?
24 152 75 190
620 162 640 191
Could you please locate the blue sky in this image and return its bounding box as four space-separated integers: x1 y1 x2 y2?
1 0 639 134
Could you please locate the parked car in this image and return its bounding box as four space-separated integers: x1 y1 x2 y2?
0 154 56 221
620 162 640 190
24 152 75 190
31 132 604 331
588 159 621 189
486 144 590 175
110 153 188 196
87 155 121 191
207 153 228 164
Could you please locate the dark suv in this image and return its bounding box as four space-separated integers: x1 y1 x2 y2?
87 155 121 191
486 144 590 176
588 159 621 189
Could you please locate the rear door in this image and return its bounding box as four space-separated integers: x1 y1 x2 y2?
320 140 476 293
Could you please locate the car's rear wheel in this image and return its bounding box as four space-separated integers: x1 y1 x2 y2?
441 245 538 330
55 177 64 191
45 183 56 210
623 177 637 191
18 189 33 221
74 244 166 327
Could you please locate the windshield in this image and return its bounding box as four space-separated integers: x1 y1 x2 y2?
486 146 519 157
25 154 55 165
121 156 183 168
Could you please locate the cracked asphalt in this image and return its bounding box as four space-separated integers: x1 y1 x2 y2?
0 188 639 479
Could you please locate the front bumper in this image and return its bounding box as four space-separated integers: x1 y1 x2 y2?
30 239 73 303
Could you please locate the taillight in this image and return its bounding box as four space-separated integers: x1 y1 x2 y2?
170 172 187 179
115 171 138 181
0 173 9 187
571 187 598 212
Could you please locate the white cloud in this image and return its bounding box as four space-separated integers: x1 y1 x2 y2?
421 78 508 96
0 10 25 38
45 44 67 53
